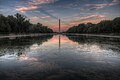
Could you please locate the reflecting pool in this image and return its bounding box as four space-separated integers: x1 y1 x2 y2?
0 34 120 80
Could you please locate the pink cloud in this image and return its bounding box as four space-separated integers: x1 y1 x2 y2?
16 6 38 12
30 16 40 23
74 14 105 21
29 0 57 6
40 16 51 19
70 14 106 25
86 4 108 10
16 0 57 12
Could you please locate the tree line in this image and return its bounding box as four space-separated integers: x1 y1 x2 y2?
66 17 120 34
0 13 53 34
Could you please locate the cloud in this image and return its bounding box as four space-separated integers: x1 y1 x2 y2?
70 19 102 25
30 16 40 23
28 0 58 6
86 0 120 10
86 4 109 10
16 0 58 12
109 0 120 5
16 6 38 12
112 0 119 3
37 9 58 19
15 0 58 21
40 16 51 19
74 14 105 21
70 14 106 25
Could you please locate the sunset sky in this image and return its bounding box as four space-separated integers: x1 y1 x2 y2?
0 0 120 31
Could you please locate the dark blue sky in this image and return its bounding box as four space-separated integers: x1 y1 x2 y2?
0 0 120 31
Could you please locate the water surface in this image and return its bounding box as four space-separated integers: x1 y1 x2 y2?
0 34 120 80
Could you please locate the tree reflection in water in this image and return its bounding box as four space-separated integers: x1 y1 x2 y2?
0 35 53 59
66 34 120 53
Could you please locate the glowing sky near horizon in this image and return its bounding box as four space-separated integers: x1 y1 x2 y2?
0 0 120 31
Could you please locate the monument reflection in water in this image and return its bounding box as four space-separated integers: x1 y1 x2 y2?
0 34 120 80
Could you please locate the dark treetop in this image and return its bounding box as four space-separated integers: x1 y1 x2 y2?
0 13 53 34
66 17 120 34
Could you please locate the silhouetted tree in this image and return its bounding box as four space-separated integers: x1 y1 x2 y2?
0 13 53 34
66 17 120 34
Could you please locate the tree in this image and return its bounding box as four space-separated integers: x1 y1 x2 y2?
66 17 120 34
0 13 53 34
